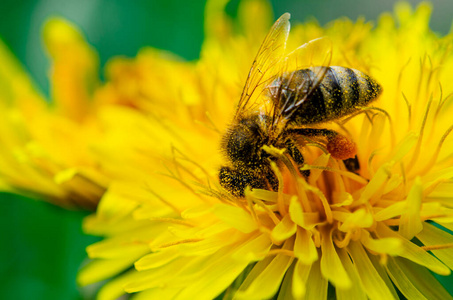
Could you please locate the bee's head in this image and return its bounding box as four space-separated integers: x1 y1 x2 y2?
221 115 270 167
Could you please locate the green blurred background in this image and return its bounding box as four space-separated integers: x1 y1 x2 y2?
0 0 452 299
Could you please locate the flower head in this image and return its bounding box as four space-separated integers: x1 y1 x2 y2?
79 1 453 299
2 0 453 299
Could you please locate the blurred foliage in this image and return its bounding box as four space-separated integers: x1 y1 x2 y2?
0 193 99 300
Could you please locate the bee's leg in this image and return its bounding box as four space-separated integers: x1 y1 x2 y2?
219 165 270 197
285 128 357 161
285 139 310 177
264 165 279 192
219 166 246 197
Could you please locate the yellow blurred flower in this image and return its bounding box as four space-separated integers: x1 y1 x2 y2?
1 0 453 299
0 18 107 209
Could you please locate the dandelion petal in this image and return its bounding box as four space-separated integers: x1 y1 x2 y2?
398 177 423 239
132 287 181 300
289 196 320 229
277 263 296 300
336 248 367 300
96 270 139 300
77 256 141 286
320 228 351 289
417 222 453 270
348 241 396 300
304 260 328 300
231 233 272 262
271 214 297 243
213 204 258 233
387 257 453 300
294 227 318 265
292 260 311 299
378 223 450 275
135 248 179 270
236 241 294 299
357 163 391 204
360 230 402 256
175 254 250 300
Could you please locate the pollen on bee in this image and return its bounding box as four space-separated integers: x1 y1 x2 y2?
327 134 357 160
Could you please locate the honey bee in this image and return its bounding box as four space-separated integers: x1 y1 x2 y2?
219 13 381 197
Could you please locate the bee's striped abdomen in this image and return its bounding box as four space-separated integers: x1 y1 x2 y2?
273 66 382 125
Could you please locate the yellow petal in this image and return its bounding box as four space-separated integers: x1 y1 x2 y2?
134 248 180 271
77 255 143 286
271 214 297 243
131 287 181 300
374 201 406 221
124 257 196 292
387 256 453 300
174 248 250 300
398 177 423 239
250 188 280 202
96 269 139 300
298 180 333 224
338 208 373 232
422 166 453 187
0 39 41 103
213 203 258 233
176 229 239 256
304 260 328 300
236 241 294 299
238 0 272 43
294 227 318 265
347 241 396 300
96 188 139 222
231 233 272 262
331 192 353 207
389 131 418 163
86 236 150 259
289 196 321 229
292 260 312 299
320 228 351 289
377 223 450 275
336 248 367 300
360 230 402 256
356 162 392 205
43 17 99 120
367 253 400 298
308 153 331 184
425 181 453 198
416 222 453 270
277 263 296 300
437 221 453 232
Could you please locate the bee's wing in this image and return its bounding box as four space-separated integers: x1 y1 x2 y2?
235 13 290 119
271 37 333 125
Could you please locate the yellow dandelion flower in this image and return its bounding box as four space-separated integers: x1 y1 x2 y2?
1 0 453 299
0 12 230 210
72 1 453 299
0 18 109 209
0 18 201 209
